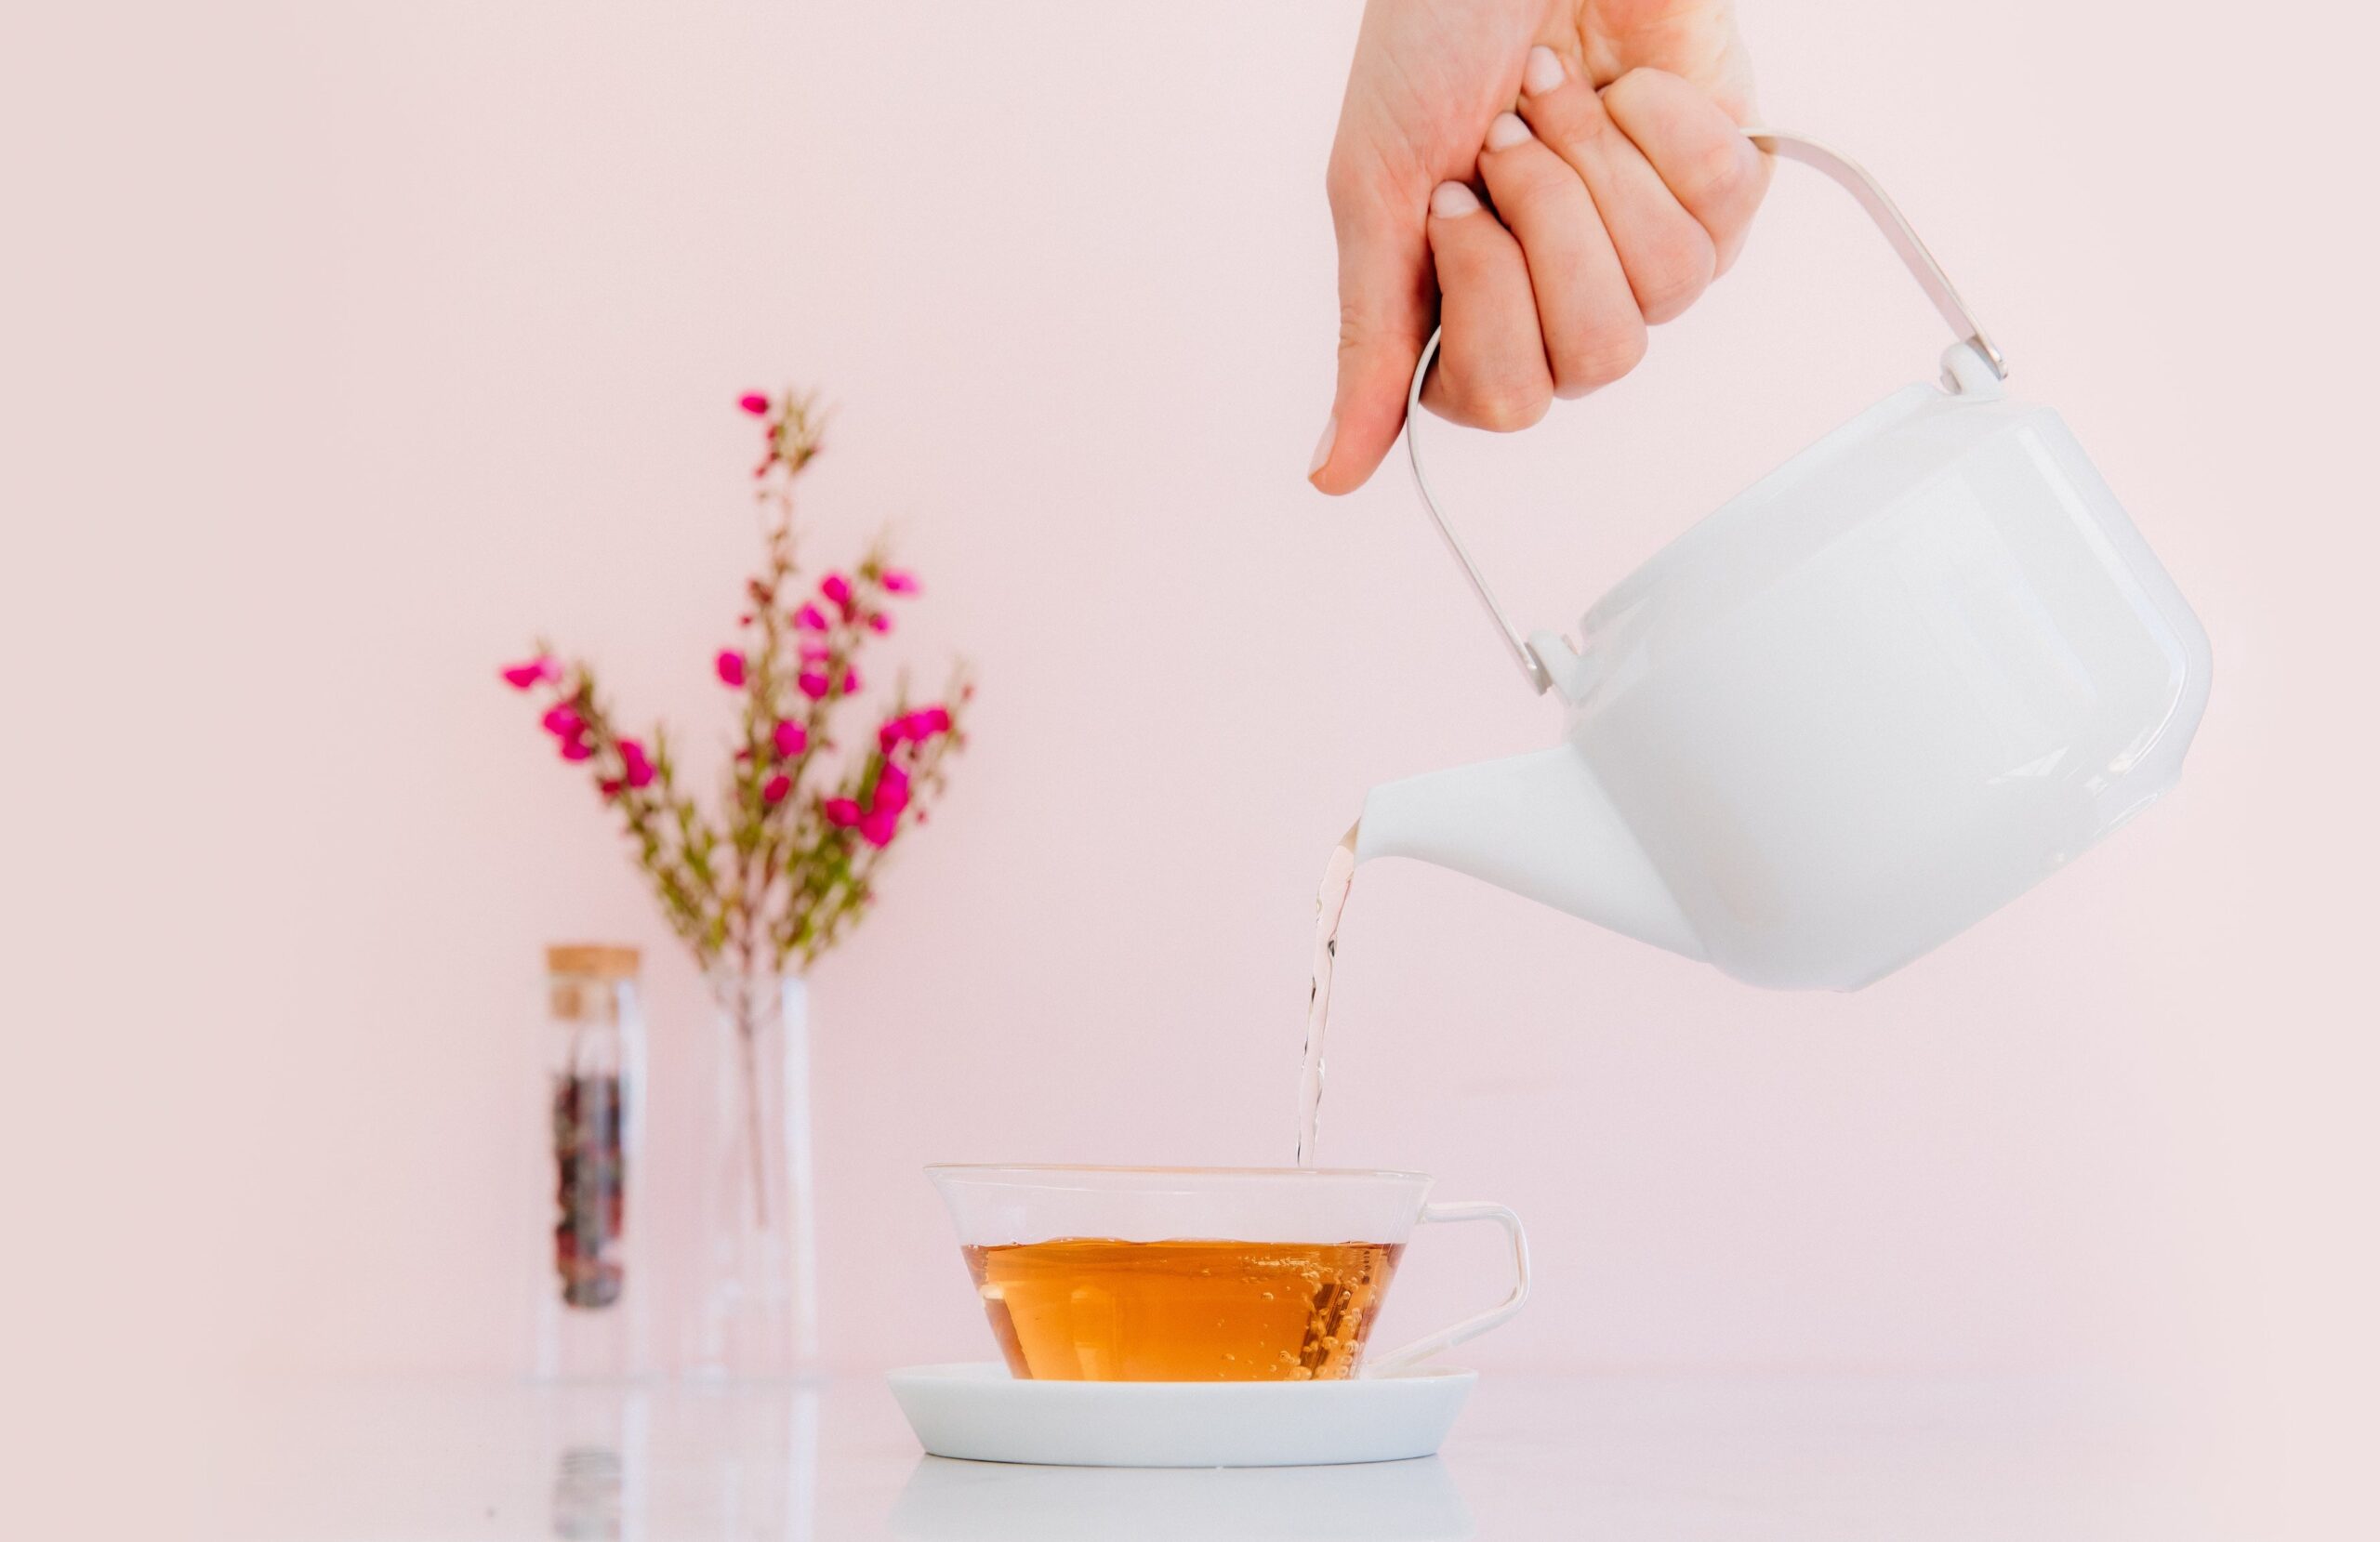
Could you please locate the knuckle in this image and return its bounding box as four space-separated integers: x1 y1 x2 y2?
1604 67 1683 109
1458 378 1552 432
1554 319 1646 394
1683 137 1752 209
1630 229 1716 319
1493 155 1580 215
1528 92 1612 156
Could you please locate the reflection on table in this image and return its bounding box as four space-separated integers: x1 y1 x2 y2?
210 1371 2227 1540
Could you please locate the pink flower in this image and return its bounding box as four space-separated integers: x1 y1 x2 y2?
762 773 792 805
738 391 770 416
773 719 807 758
795 603 828 631
716 650 747 687
618 738 654 789
501 656 558 690
821 573 852 613
866 613 892 633
540 705 584 739
798 639 831 661
798 668 829 700
560 737 593 763
823 797 862 828
872 762 910 816
885 705 951 746
599 777 624 799
879 569 919 595
841 666 860 693
859 809 898 848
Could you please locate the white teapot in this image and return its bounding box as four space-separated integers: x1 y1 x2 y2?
1356 133 2211 990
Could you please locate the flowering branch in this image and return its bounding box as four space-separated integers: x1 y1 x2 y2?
502 387 972 984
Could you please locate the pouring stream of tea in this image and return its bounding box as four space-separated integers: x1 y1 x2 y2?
1295 824 1359 1167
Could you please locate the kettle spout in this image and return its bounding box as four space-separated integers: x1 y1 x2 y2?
1356 746 1705 962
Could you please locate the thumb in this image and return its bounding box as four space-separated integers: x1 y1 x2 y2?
1310 190 1433 495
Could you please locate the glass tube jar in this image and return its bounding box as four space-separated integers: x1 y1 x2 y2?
536 944 650 1380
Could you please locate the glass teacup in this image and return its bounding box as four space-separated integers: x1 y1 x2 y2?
928 1165 1527 1382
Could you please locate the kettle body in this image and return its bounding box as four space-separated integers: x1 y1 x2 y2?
1356 136 2211 990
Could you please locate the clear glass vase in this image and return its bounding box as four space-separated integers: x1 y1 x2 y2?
691 968 819 1377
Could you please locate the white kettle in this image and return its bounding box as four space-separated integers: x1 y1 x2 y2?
1357 133 2212 990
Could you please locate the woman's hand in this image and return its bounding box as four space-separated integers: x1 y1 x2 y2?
1311 0 1766 492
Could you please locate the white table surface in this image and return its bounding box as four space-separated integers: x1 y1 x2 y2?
208 1370 2231 1539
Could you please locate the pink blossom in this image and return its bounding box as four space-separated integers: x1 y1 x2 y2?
501 656 559 690
821 573 852 613
866 613 892 633
762 772 792 805
618 738 654 789
795 603 828 631
872 762 910 816
859 809 898 848
540 705 584 739
773 719 807 758
599 777 624 799
798 668 829 700
879 570 919 595
798 639 832 661
715 650 747 687
841 666 860 694
560 737 594 763
823 797 862 828
886 705 950 745
738 391 770 416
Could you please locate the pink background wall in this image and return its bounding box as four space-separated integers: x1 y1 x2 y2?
8 0 2375 1508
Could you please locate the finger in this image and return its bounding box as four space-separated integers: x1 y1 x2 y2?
1517 45 1715 324
1475 112 1646 399
1421 180 1553 432
1314 178 1434 494
1599 68 1770 275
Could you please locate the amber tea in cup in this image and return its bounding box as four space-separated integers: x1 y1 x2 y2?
963 1237 1401 1381
929 1166 1527 1383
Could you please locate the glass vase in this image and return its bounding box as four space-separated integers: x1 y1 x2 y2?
691 968 819 1377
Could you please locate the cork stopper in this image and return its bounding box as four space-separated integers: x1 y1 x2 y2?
546 944 641 981
547 945 639 1023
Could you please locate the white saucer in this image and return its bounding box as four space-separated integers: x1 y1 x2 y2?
886 1363 1477 1468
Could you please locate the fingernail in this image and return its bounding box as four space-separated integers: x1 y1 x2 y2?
1524 46 1566 95
1308 414 1337 478
1430 181 1481 218
1486 112 1531 152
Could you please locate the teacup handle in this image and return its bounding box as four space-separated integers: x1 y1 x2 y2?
1406 128 2009 696
1362 1201 1531 1376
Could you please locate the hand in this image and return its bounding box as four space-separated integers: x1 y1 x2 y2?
1310 0 1767 493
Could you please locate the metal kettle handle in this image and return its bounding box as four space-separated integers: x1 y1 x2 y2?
1407 129 2006 695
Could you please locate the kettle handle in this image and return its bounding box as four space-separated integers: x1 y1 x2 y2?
1406 129 2007 695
